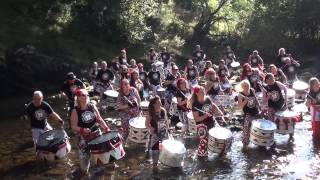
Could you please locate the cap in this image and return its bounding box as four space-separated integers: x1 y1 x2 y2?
67 72 76 80
75 89 88 97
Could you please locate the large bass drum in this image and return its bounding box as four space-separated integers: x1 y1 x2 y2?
36 129 71 161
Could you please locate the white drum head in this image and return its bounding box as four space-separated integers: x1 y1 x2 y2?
209 127 232 139
275 110 299 117
172 97 177 104
287 89 296 96
157 88 165 92
155 61 164 66
140 101 149 108
129 117 146 128
292 103 308 113
292 81 308 91
252 119 277 131
105 90 119 97
162 139 186 154
230 61 240 68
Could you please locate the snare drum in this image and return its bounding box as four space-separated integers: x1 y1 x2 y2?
159 139 186 167
208 127 233 154
128 117 149 143
88 131 125 165
292 81 308 100
169 97 178 116
274 110 299 134
140 101 149 116
250 119 276 147
186 111 197 133
36 129 71 161
157 88 166 99
103 90 119 108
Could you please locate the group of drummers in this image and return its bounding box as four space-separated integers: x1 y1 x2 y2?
24 45 320 174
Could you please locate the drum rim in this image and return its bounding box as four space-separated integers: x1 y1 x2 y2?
88 132 120 145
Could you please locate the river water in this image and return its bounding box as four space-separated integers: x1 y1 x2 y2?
1 95 320 180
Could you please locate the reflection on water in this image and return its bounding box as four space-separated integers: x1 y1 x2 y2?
1 96 320 179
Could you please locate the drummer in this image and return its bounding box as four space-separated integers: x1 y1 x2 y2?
117 79 141 143
70 89 111 174
163 64 181 111
189 86 225 157
148 63 162 96
281 57 300 86
184 59 199 90
138 63 150 96
129 59 139 72
60 72 86 118
204 68 222 99
276 48 290 68
237 80 261 151
241 63 264 92
269 64 287 85
248 50 264 70
192 45 206 64
95 61 114 96
129 70 144 99
217 59 230 80
25 90 64 146
201 60 213 76
263 73 288 121
176 78 191 132
306 77 320 137
119 65 129 80
145 95 169 166
160 47 171 69
223 45 236 67
149 48 158 63
88 61 98 83
119 49 128 66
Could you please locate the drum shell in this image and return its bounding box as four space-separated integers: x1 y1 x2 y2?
140 101 149 116
37 138 71 161
283 89 295 108
159 140 186 167
274 111 297 134
103 90 119 108
156 89 166 99
169 98 178 116
250 120 276 147
129 117 149 143
207 128 232 154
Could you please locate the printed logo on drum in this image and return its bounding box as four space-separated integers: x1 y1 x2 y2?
270 91 280 101
81 111 96 123
34 109 46 120
102 73 109 80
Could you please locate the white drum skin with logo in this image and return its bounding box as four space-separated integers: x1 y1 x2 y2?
103 90 119 107
186 111 197 133
292 81 308 100
250 119 276 147
88 132 125 165
274 110 298 134
36 129 71 161
159 139 186 167
140 101 150 116
208 127 233 154
128 117 149 143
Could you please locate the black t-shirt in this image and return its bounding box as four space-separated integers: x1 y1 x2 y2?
26 101 53 129
240 88 259 115
218 66 229 77
282 64 298 81
150 108 166 137
276 54 289 68
60 79 85 101
265 82 284 110
274 69 285 83
193 50 205 62
165 73 180 92
118 56 128 65
207 79 221 97
150 54 158 62
247 73 261 92
76 103 97 129
192 98 215 128
187 66 197 80
96 69 114 83
148 71 161 86
160 52 171 66
176 89 189 111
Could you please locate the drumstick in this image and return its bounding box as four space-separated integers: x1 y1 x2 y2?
193 107 227 127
